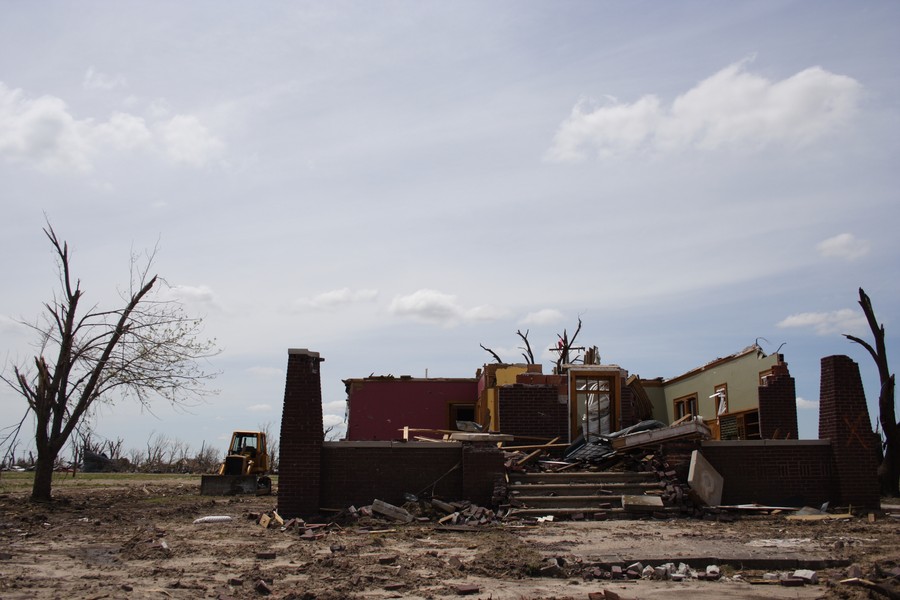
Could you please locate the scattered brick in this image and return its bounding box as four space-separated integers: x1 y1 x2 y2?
453 583 480 595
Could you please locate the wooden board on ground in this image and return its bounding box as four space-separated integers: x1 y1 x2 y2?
785 512 854 521
372 499 413 523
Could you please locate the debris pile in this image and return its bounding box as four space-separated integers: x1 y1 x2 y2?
247 496 502 535
497 419 714 520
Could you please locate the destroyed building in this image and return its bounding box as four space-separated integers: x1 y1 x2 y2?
343 344 792 444
277 346 881 520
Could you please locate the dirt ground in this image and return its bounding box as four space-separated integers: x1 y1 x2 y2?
1 474 898 600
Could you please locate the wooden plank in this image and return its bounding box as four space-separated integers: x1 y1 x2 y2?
515 448 543 467
448 432 514 442
501 443 570 450
785 512 853 521
431 499 456 514
671 413 693 426
372 499 413 523
515 437 559 466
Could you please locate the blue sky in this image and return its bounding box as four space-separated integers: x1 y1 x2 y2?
1 1 898 456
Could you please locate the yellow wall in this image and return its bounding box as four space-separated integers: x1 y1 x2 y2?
495 365 528 385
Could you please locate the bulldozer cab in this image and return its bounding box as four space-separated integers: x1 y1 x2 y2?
202 430 273 496
222 431 268 475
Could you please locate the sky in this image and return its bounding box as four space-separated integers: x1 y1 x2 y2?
1 1 898 460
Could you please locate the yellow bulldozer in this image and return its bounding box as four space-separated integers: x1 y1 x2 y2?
200 431 273 495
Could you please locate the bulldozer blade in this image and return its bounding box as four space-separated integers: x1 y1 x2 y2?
200 475 259 496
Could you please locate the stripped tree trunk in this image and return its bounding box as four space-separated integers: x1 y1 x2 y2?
845 287 899 497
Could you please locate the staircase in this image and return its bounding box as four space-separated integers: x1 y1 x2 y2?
507 471 681 518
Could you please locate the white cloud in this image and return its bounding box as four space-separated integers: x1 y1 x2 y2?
776 308 866 335
817 233 871 261
322 413 345 428
546 60 861 161
82 67 127 91
389 289 506 326
162 284 223 312
521 308 565 326
296 288 379 310
0 82 93 171
390 289 460 323
0 81 224 172
322 400 346 415
247 403 272 412
93 112 153 149
246 366 283 379
155 114 224 167
796 397 819 410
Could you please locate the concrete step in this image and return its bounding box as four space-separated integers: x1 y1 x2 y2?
512 471 658 485
513 494 624 508
509 482 663 496
506 506 683 519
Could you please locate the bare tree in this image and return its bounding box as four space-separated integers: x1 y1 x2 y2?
553 317 584 374
145 431 170 472
844 287 898 496
127 447 144 470
516 329 535 364
192 441 221 473
1 224 218 501
479 343 502 364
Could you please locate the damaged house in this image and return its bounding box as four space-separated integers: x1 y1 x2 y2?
277 346 880 520
343 343 788 444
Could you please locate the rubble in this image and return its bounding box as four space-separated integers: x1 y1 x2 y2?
4 475 896 600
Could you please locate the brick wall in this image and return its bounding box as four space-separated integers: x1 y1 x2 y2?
819 355 880 508
498 384 568 440
619 383 638 430
462 443 507 506
758 363 798 439
319 441 505 508
701 440 837 506
277 349 510 516
277 349 325 518
320 442 463 508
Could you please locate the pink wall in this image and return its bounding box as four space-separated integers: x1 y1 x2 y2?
346 378 478 440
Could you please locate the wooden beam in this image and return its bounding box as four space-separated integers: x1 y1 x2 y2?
514 437 560 466
501 443 570 451
671 413 693 426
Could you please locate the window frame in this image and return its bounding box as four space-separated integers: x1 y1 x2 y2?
673 393 698 422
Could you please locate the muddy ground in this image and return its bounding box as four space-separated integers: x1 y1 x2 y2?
0 474 898 600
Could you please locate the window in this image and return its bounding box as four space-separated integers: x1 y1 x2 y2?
573 375 613 436
673 394 697 422
449 404 476 430
718 409 761 440
713 383 728 416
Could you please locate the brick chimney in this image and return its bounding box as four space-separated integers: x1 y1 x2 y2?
819 355 880 508
758 359 798 440
277 349 324 518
